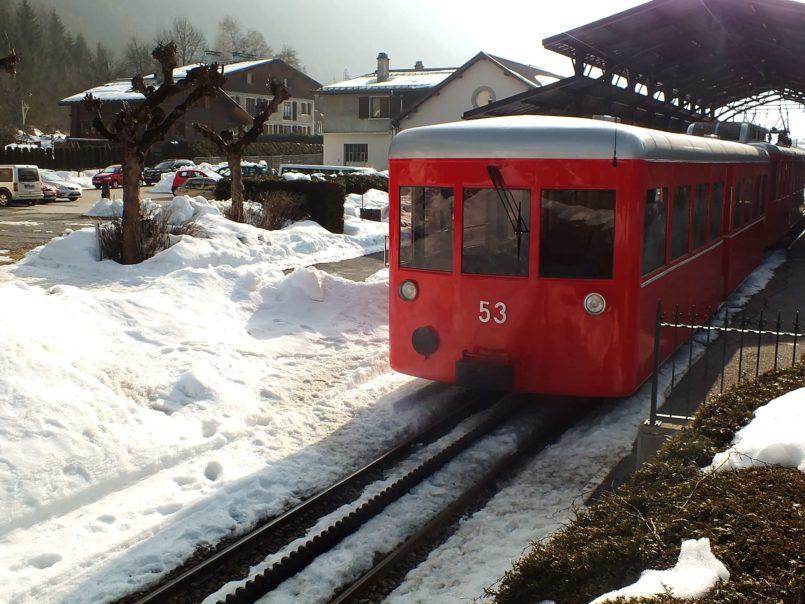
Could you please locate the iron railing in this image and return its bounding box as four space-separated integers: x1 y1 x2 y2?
649 302 801 424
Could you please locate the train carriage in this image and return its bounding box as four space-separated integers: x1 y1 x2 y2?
388 115 805 397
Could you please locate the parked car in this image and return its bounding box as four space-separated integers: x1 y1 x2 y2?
39 169 82 201
143 159 195 185
40 182 58 203
0 164 44 206
175 176 218 197
216 164 273 178
171 168 222 195
277 164 375 177
92 164 124 189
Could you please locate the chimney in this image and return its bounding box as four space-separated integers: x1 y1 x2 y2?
414 60 424 70
377 52 390 83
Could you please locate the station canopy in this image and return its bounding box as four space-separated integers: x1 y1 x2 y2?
465 0 805 133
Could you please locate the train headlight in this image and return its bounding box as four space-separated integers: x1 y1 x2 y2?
399 279 418 301
583 292 606 315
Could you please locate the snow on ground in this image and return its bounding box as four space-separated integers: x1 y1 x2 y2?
0 182 800 604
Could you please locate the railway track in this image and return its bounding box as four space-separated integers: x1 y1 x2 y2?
129 392 591 604
127 389 501 604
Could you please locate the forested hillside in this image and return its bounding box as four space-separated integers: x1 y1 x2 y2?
0 0 302 140
0 0 118 136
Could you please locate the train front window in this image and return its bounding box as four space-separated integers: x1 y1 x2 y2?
540 189 615 279
462 188 530 276
398 186 454 272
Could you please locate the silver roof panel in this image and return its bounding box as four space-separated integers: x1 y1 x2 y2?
389 116 769 163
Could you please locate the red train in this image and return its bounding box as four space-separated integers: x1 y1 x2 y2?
387 116 805 397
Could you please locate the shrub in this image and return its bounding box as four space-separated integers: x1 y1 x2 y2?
96 205 208 262
332 173 388 194
242 191 308 230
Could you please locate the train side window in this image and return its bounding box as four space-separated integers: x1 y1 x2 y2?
733 179 744 229
760 175 767 213
741 177 752 223
398 186 454 272
539 189 615 279
693 184 708 248
462 188 530 277
641 187 666 275
670 185 691 260
710 182 723 239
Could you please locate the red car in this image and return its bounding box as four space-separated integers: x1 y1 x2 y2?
40 182 58 203
171 169 220 195
92 165 124 189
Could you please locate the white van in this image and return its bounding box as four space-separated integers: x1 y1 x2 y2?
0 164 43 206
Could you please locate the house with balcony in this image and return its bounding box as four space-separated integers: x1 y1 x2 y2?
317 52 561 170
60 58 322 142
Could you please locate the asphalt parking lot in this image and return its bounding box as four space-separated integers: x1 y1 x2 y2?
0 186 174 264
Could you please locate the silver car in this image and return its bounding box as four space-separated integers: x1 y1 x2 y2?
39 169 83 201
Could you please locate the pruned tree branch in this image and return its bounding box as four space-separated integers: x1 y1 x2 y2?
0 49 17 78
82 93 119 141
131 74 155 97
153 41 178 86
193 122 226 148
234 78 290 152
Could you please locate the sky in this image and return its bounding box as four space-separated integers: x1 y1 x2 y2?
37 0 649 83
34 0 805 139
0 168 803 602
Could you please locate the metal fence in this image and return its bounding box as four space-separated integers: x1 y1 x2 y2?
650 302 801 424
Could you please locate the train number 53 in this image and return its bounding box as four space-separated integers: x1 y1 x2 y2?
478 300 507 324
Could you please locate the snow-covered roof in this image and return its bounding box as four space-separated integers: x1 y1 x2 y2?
321 69 456 92
59 59 279 105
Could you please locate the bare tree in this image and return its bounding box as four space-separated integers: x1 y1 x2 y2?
216 16 272 61
193 79 290 223
157 17 205 66
275 45 303 70
119 37 155 76
83 42 226 265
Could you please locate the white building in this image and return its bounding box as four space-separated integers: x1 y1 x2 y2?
318 52 561 170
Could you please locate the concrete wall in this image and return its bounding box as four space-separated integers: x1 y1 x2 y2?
319 93 394 134
323 132 393 170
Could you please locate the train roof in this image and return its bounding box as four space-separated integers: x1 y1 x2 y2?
389 116 770 163
751 142 805 159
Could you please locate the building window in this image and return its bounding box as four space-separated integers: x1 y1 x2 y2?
300 102 312 115
344 143 368 163
358 96 389 119
246 72 253 85
246 97 257 115
283 102 293 120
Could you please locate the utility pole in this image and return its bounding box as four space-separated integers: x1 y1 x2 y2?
21 98 29 129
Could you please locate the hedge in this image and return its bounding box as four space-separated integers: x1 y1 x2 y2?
215 176 345 234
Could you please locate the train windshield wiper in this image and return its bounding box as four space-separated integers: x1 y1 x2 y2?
486 165 529 260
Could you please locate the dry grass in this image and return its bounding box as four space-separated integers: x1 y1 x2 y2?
488 363 805 603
